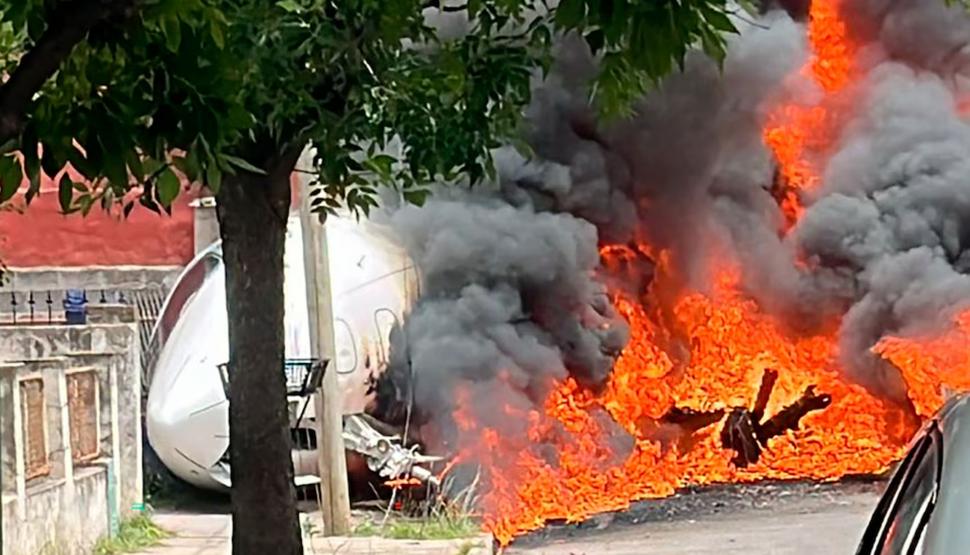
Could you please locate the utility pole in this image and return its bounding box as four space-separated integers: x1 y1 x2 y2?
298 162 352 536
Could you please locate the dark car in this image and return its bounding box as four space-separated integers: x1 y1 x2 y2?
856 395 970 554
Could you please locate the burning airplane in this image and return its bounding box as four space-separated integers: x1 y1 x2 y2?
145 209 427 490
369 0 970 547
147 0 970 547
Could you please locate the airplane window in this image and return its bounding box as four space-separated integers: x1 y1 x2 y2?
374 309 399 366
877 427 941 555
333 318 358 375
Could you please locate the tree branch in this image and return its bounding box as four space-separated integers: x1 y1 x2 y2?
0 0 140 144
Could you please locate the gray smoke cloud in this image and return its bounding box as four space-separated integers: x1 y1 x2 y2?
375 1 970 442
513 14 808 292
371 189 628 440
793 57 970 398
507 3 970 407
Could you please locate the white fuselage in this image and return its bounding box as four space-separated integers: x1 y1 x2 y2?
145 211 416 490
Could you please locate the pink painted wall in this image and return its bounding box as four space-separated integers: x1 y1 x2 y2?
0 169 308 268
0 172 195 267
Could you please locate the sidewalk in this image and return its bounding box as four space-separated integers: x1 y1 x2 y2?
139 511 494 555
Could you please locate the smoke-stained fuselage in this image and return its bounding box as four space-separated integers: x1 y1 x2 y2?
146 211 417 490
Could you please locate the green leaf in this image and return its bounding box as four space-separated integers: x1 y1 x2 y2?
103 150 129 188
157 167 181 207
22 126 39 179
140 195 161 214
126 149 146 181
25 168 40 204
584 28 605 54
209 19 225 49
402 188 430 207
277 0 300 12
0 138 17 156
700 26 727 67
205 164 222 194
41 144 60 177
68 147 95 180
0 155 22 203
701 7 737 34
58 174 74 213
78 194 95 216
365 154 396 178
555 0 585 29
143 158 163 177
173 150 201 182
162 15 182 53
219 154 266 175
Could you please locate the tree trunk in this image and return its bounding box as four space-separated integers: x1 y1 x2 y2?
216 161 301 555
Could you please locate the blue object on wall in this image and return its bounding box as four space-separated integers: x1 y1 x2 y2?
64 289 87 325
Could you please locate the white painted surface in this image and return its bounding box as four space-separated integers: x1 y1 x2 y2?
145 211 417 490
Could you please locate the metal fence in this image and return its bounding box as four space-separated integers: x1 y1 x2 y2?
132 288 166 392
0 289 134 325
0 286 168 396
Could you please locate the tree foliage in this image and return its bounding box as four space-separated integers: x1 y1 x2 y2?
0 0 747 216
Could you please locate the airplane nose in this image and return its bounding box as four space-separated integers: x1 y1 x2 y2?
146 358 230 487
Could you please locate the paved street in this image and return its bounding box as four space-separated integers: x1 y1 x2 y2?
505 481 882 555
139 512 494 555
139 481 882 555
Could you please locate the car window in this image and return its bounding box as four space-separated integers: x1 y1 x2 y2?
878 427 941 555
858 432 926 554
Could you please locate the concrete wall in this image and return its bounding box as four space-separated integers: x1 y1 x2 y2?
0 319 140 360
191 196 220 254
2 467 109 555
0 320 143 555
0 266 181 293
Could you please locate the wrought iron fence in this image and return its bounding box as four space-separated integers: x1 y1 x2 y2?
132 288 167 393
0 288 136 326
0 285 168 398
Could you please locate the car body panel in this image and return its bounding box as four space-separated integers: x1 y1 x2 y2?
857 394 970 555
923 396 970 554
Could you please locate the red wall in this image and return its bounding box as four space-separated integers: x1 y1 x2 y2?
0 175 195 267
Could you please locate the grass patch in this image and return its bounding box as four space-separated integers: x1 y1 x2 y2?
353 514 479 541
93 514 171 555
352 469 484 544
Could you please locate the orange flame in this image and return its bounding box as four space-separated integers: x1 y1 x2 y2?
763 0 855 227
439 3 970 546
452 255 944 545
872 312 970 418
385 477 423 489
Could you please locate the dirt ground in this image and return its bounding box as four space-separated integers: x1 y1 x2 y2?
504 480 884 555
